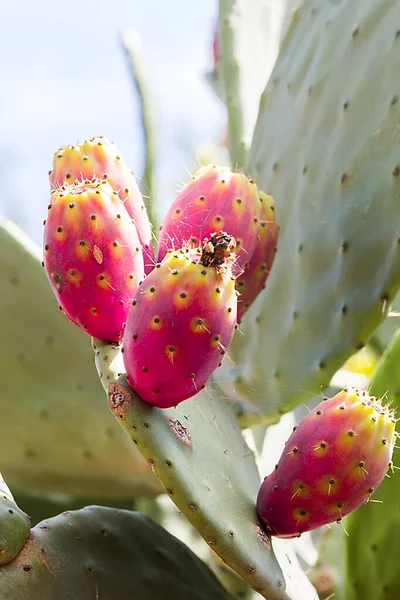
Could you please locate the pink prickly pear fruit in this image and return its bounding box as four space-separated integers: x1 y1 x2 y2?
123 232 238 408
43 179 145 342
256 388 397 539
236 191 278 322
156 164 260 275
49 136 155 274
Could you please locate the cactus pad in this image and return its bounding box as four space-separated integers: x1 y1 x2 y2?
0 220 159 498
92 339 317 600
0 506 234 599
215 0 400 425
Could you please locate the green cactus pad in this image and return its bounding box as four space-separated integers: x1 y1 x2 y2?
0 505 235 599
0 220 160 498
92 339 316 600
345 328 400 599
214 0 400 425
0 475 30 566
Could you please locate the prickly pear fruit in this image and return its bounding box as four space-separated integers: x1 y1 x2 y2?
43 179 145 342
157 164 260 273
256 388 397 539
236 191 278 322
123 232 238 408
49 136 154 273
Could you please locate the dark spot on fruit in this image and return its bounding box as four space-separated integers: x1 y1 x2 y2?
171 270 179 275
358 461 365 467
292 447 299 454
189 373 195 379
153 316 160 323
149 286 156 292
57 226 62 233
79 240 85 246
316 410 322 415
132 334 138 340
273 485 278 491
299 510 307 516
142 366 148 372
320 442 327 449
165 460 172 467
132 299 137 306
199 195 206 201
45 244 49 251
215 287 221 293
91 308 97 314
99 275 105 280
180 292 187 298
201 269 207 275
348 430 354 437
329 478 335 485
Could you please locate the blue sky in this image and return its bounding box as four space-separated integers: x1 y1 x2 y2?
0 0 226 243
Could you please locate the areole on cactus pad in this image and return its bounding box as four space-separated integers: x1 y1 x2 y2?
157 164 260 274
256 388 397 539
122 232 238 408
49 136 155 274
43 178 145 342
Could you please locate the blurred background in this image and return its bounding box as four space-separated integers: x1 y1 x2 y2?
0 0 226 243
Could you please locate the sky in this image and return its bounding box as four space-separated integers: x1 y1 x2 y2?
0 0 226 244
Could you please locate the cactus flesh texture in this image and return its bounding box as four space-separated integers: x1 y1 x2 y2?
49 136 154 274
123 232 237 407
43 179 144 342
256 388 396 538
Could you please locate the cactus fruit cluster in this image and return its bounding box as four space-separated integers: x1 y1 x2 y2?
3 0 400 598
44 138 278 405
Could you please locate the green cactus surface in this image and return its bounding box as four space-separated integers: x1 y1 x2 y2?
0 220 160 498
214 0 400 426
345 328 400 599
217 0 277 168
0 505 235 599
0 474 30 566
92 339 317 600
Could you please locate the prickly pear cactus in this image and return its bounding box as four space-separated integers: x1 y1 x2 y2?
0 505 235 599
345 328 400 599
43 179 144 341
92 339 316 600
123 233 238 407
49 136 155 273
0 474 30 566
257 389 396 538
0 220 160 498
215 0 400 425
